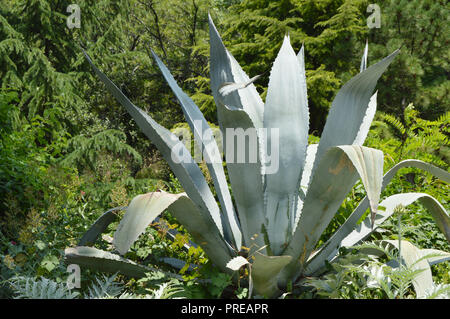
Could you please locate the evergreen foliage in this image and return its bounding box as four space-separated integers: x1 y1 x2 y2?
368 104 449 169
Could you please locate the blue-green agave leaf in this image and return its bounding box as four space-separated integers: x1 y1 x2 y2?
208 14 264 129
150 50 242 250
216 103 266 252
113 192 184 255
264 35 309 255
340 193 450 248
208 16 266 251
114 191 233 271
64 246 170 279
83 51 225 241
306 159 450 275
381 240 434 298
353 91 377 146
313 50 399 174
251 253 292 298
280 145 383 285
78 206 124 246
420 249 450 266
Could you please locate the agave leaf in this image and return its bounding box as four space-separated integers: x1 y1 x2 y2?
360 39 368 73
64 246 170 279
226 256 249 272
306 159 450 275
353 91 377 146
215 103 266 252
251 253 292 298
113 192 183 255
167 192 234 272
313 50 399 175
150 50 241 250
158 257 197 272
280 145 383 285
340 193 450 248
208 14 264 129
78 206 124 246
299 144 318 192
420 249 450 266
112 191 232 270
264 36 309 255
83 51 224 239
208 16 266 251
382 240 434 298
218 74 262 97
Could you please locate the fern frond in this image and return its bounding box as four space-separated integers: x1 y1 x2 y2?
86 273 123 299
8 276 80 299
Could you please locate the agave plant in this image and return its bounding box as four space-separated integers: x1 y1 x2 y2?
66 15 450 298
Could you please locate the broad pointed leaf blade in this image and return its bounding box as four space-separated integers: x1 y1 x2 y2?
208 14 264 129
151 50 242 249
306 159 450 275
113 192 184 255
64 246 165 279
340 193 450 248
251 253 292 298
216 103 266 252
281 145 383 284
314 50 399 174
382 240 434 298
83 51 224 240
264 36 309 255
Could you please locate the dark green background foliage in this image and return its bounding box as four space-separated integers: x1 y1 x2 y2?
0 0 448 298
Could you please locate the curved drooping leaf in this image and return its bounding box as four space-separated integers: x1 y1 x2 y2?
218 75 262 97
78 206 125 246
83 51 224 240
420 249 450 266
340 193 450 248
167 192 234 272
251 253 292 298
113 192 184 255
112 191 233 271
306 159 450 275
280 145 384 285
208 14 264 129
150 50 241 250
382 240 434 299
313 50 399 175
226 256 249 272
64 246 175 279
264 35 309 255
